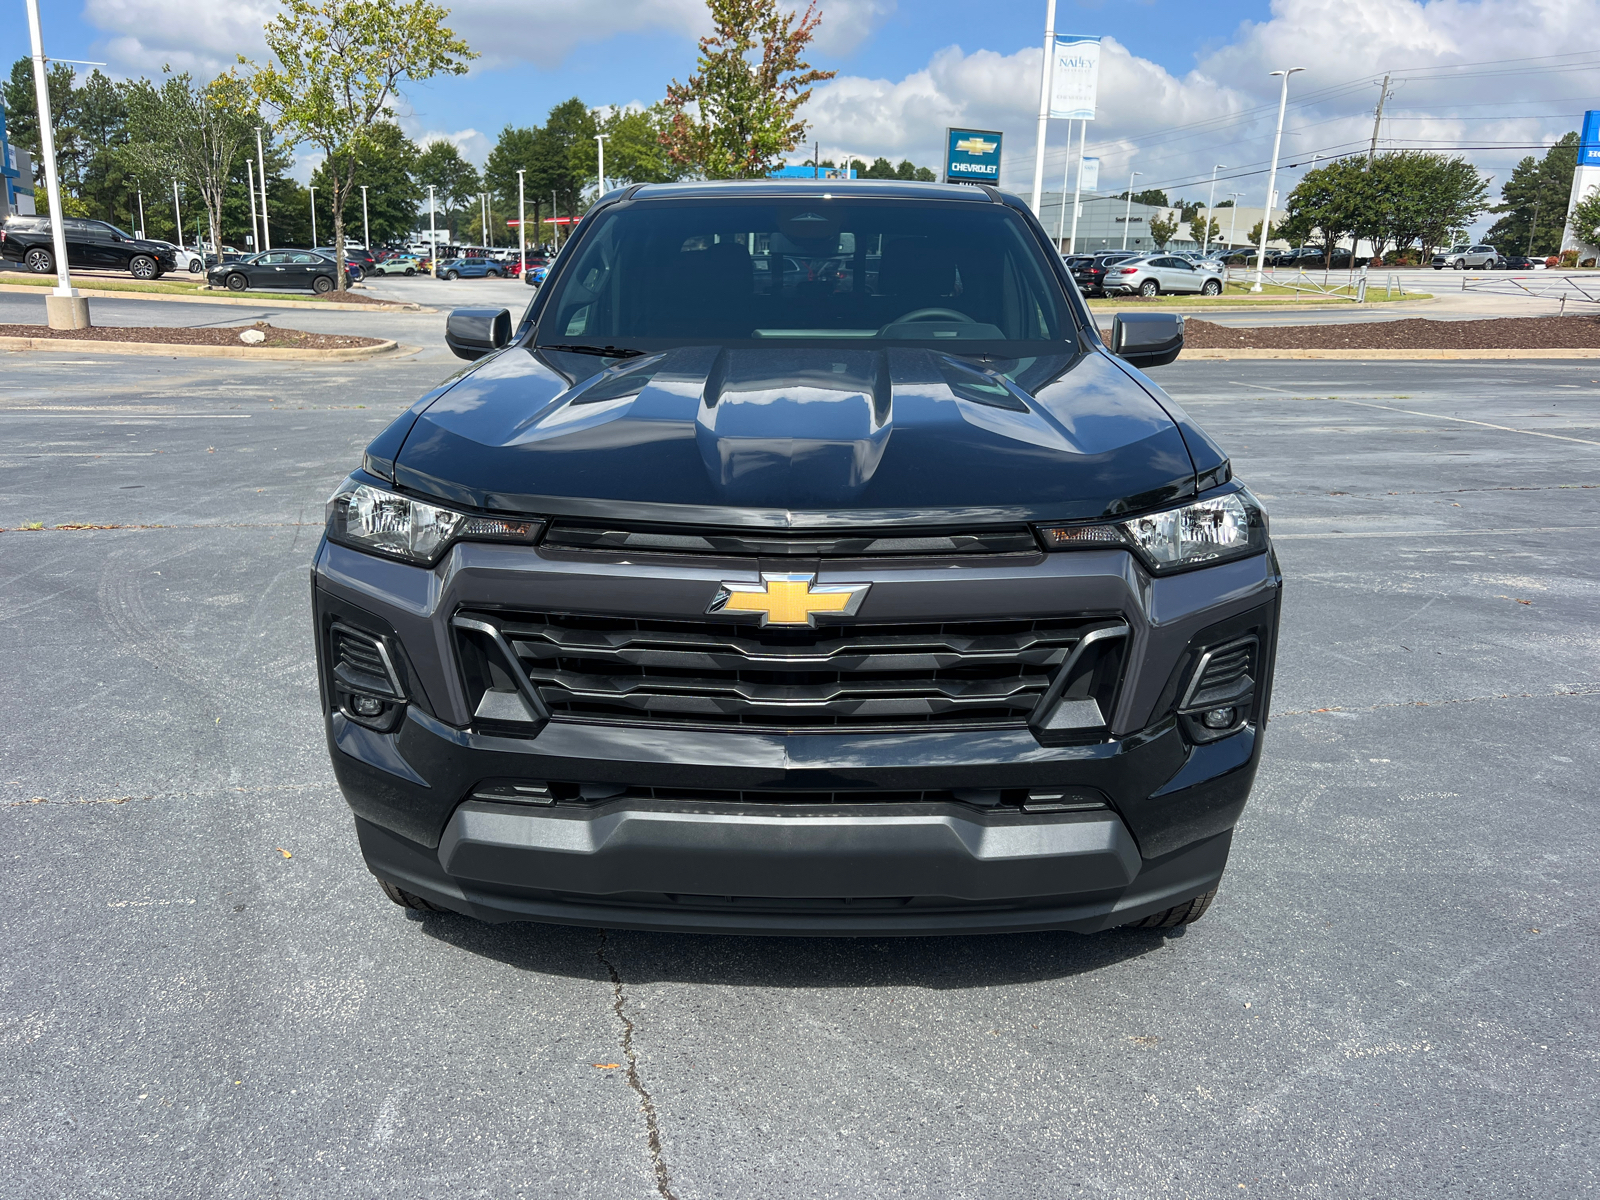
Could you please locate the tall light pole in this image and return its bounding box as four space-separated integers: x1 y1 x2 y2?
1120 170 1141 250
136 189 146 240
246 159 260 253
255 127 271 250
1067 122 1088 253
24 0 85 327
360 184 370 249
595 133 610 198
1202 164 1226 254
552 190 559 250
517 168 526 280
1029 0 1058 214
1252 66 1304 292
172 179 183 249
427 184 437 276
1226 192 1244 247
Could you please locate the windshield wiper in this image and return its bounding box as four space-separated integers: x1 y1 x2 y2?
536 343 645 358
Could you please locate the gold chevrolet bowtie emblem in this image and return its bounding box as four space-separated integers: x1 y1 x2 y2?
954 136 997 155
708 573 871 627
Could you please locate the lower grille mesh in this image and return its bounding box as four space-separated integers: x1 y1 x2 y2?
457 609 1124 731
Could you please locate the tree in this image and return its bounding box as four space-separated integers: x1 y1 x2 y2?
1191 213 1220 248
124 71 261 256
414 139 479 240
3 58 80 191
863 156 896 179
1569 186 1600 249
1280 159 1363 264
247 0 475 290
1368 152 1487 261
311 121 421 245
661 0 834 179
1149 214 1177 249
540 97 599 220
600 104 684 186
1487 133 1578 256
1119 187 1169 207
73 70 132 222
1247 219 1278 246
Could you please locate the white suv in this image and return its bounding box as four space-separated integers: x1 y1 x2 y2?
1432 244 1500 270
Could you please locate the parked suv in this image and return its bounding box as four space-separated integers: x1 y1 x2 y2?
0 216 179 279
1432 244 1499 270
1102 254 1224 296
315 180 1281 935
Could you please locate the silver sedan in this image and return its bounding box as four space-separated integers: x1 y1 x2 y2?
1102 254 1223 297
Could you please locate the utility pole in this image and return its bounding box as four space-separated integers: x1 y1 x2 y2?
1203 164 1226 254
360 185 370 249
1368 73 1393 166
517 168 526 280
256 127 271 250
1120 170 1140 250
1030 0 1058 214
25 0 85 327
309 186 318 248
246 159 260 253
1253 66 1304 292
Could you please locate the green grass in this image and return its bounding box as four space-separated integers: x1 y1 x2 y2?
0 273 386 304
1087 284 1431 308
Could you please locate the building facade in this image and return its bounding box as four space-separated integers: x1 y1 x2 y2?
0 98 36 217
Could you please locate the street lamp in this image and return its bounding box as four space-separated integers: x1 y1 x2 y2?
246 159 260 252
24 0 84 328
360 184 370 250
1029 0 1058 215
172 179 183 250
595 133 610 198
1120 170 1141 250
256 128 271 251
309 185 318 248
1203 164 1226 254
517 168 526 280
1252 66 1305 292
427 184 437 277
1226 192 1245 248
136 188 146 241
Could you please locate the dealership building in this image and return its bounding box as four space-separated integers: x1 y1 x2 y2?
0 98 35 217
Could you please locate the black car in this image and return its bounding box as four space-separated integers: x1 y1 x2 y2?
1495 255 1541 271
1069 251 1139 296
314 180 1281 936
208 250 345 293
0 216 179 279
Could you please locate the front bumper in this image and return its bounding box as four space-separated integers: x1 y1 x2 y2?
313 534 1280 934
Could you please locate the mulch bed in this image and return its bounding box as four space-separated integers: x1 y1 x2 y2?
0 321 384 349
1174 314 1600 350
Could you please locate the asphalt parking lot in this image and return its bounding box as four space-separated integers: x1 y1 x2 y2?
1 349 1596 1198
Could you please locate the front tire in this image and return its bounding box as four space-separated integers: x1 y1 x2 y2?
404 267 415 276
1139 279 1160 297
377 879 447 912
487 268 500 278
225 273 248 292
129 255 158 280
1123 888 1217 929
1454 260 1467 270
446 269 460 281
312 275 334 294
1201 278 1222 296
24 247 53 273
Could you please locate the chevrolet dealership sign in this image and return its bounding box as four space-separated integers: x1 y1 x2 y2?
945 128 1003 184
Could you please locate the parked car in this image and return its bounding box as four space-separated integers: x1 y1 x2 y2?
318 179 1280 935
522 262 549 287
150 240 205 272
370 255 423 276
436 255 505 280
1495 255 1545 271
318 246 377 274
1432 243 1500 270
207 250 346 293
1102 254 1224 296
0 216 179 279
1170 251 1225 275
1067 251 1139 297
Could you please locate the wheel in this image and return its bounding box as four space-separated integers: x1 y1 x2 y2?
312 274 334 293
446 269 459 280
1139 279 1160 297
377 879 447 912
24 247 53 273
1454 259 1467 270
1123 888 1217 929
404 267 415 276
188 259 202 273
487 268 500 277
1201 278 1222 296
129 255 158 280
225 272 248 292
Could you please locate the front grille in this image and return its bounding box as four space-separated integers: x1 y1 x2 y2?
540 520 1039 558
456 609 1125 731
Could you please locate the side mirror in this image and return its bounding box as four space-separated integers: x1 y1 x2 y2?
1111 312 1184 368
445 307 512 361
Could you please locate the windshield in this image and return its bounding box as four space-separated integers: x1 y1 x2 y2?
537 198 1074 350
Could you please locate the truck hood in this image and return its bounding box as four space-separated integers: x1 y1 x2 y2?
390 345 1200 526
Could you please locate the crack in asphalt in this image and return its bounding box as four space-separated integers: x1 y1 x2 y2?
596 930 680 1200
1274 685 1600 716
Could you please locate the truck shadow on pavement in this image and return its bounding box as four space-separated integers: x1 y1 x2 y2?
408 911 1185 989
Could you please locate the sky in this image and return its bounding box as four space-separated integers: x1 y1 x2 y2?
32 0 1600 226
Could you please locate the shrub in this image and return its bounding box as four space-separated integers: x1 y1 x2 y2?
1560 249 1580 268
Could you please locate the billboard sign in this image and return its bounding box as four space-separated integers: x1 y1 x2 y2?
945 128 1003 183
1050 35 1102 121
1582 110 1600 166
1079 156 1100 193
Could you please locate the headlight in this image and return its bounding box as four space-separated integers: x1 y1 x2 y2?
1037 490 1268 574
325 479 541 566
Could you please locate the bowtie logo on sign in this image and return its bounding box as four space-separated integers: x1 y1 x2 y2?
954 136 997 156
708 574 871 627
945 127 1005 183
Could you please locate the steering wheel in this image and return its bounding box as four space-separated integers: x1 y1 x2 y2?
884 307 975 330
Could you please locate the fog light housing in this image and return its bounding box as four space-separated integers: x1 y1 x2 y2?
351 695 385 717
1201 706 1237 730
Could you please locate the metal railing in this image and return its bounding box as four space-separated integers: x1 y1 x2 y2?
1460 272 1600 311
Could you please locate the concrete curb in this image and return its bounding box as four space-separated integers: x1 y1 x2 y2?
0 282 430 313
0 335 400 361
1182 347 1600 360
